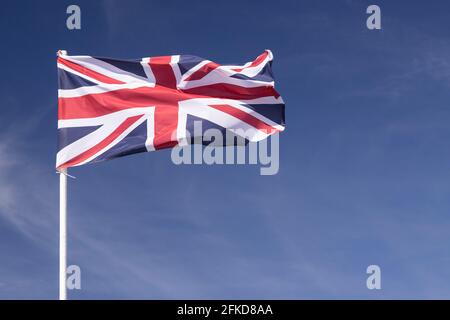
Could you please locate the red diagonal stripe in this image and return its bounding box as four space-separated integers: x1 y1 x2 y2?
58 115 142 169
181 83 280 100
185 61 220 81
232 51 269 72
209 104 278 134
58 57 125 84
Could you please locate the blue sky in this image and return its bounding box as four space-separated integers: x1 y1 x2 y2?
1 0 450 299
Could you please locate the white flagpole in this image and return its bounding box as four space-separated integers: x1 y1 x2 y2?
57 49 68 301
59 168 68 300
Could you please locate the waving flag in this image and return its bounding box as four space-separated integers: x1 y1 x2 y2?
56 50 285 169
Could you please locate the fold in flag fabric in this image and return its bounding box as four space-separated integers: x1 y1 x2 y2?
56 50 285 169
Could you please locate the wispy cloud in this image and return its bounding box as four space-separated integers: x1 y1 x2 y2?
0 135 57 245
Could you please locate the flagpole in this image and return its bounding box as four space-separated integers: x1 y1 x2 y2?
59 168 68 300
57 49 68 301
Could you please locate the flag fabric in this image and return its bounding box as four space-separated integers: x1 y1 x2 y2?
56 50 285 169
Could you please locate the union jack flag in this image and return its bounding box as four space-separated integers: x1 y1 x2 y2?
56 50 285 169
